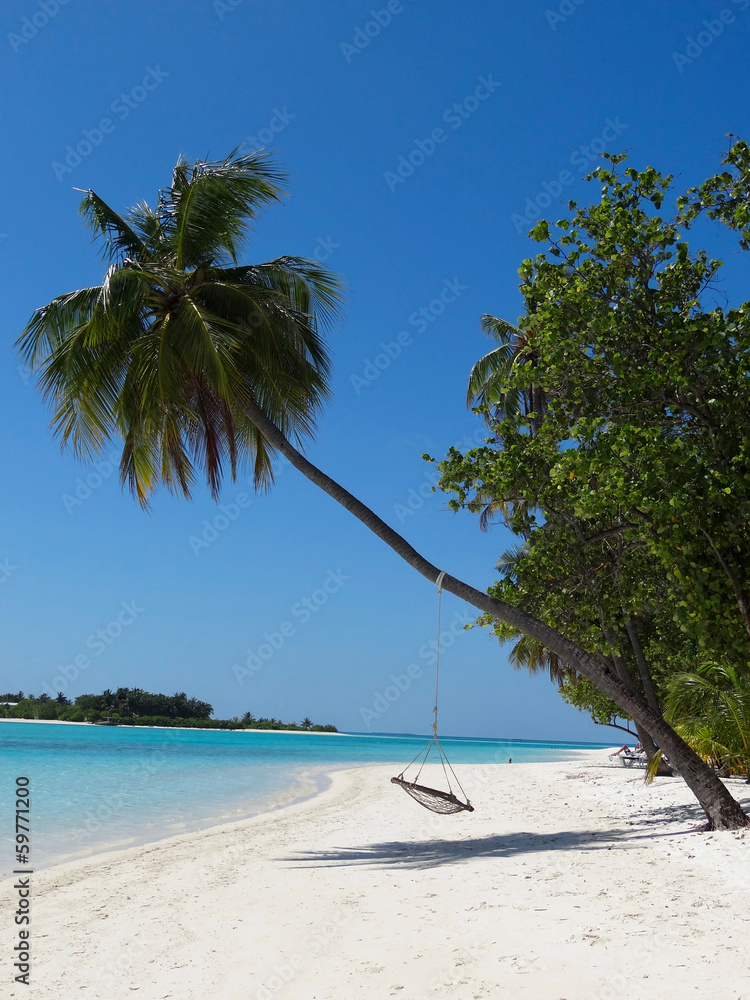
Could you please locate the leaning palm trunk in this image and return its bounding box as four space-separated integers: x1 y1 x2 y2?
242 398 748 831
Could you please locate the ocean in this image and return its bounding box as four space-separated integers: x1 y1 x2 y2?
0 721 609 871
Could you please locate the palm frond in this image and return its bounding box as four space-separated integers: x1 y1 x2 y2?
77 190 148 264
468 315 529 425
17 287 107 366
164 149 287 269
496 543 530 578
507 633 570 685
665 661 750 774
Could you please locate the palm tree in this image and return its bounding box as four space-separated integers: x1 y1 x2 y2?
507 633 571 686
467 315 546 433
114 687 132 715
494 544 572 687
19 149 341 501
16 149 747 830
464 319 544 531
666 662 750 780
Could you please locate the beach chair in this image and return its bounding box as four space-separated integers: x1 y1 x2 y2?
609 748 647 768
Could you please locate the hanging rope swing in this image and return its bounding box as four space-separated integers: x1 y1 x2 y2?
391 571 474 814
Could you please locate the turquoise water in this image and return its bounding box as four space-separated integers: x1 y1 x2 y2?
0 722 608 871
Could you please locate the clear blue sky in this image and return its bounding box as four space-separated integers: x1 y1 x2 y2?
1 0 748 739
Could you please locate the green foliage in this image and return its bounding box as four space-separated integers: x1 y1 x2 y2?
677 139 750 250
75 687 214 719
665 662 750 777
0 689 337 731
59 708 86 723
434 140 750 727
557 675 629 729
2 698 52 720
111 715 337 731
16 149 344 505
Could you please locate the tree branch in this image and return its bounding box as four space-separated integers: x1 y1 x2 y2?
700 527 750 640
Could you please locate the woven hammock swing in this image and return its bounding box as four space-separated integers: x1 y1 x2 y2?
391 571 474 815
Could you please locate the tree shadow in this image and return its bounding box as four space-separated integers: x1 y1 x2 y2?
283 828 640 871
629 792 750 831
283 791 750 871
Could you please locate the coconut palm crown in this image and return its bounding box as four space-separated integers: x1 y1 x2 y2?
467 314 546 432
17 149 344 505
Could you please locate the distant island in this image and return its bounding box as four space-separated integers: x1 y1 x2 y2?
0 687 338 732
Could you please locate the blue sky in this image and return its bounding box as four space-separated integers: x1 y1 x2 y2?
1 0 748 739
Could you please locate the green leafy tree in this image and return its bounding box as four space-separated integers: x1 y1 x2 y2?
435 144 750 819
17 147 750 829
74 688 213 719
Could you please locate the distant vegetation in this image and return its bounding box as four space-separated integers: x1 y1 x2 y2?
0 687 337 731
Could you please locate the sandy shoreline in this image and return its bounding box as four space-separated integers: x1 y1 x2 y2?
3 752 749 999
0 718 353 734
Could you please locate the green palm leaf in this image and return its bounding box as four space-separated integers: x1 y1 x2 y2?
467 316 521 413
666 661 750 776
468 314 545 430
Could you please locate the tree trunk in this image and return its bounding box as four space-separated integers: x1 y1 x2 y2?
700 528 750 641
603 626 672 776
602 626 636 694
624 619 661 715
242 399 749 830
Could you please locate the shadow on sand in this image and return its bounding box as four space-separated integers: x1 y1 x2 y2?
283 830 633 871
283 791 750 871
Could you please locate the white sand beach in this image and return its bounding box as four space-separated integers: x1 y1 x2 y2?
0 719 352 733
5 752 750 1000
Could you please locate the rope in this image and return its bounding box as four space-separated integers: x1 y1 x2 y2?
433 571 446 741
400 738 432 780
395 568 472 811
408 734 471 803
437 737 471 802
437 736 453 794
409 571 445 786
418 569 454 792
